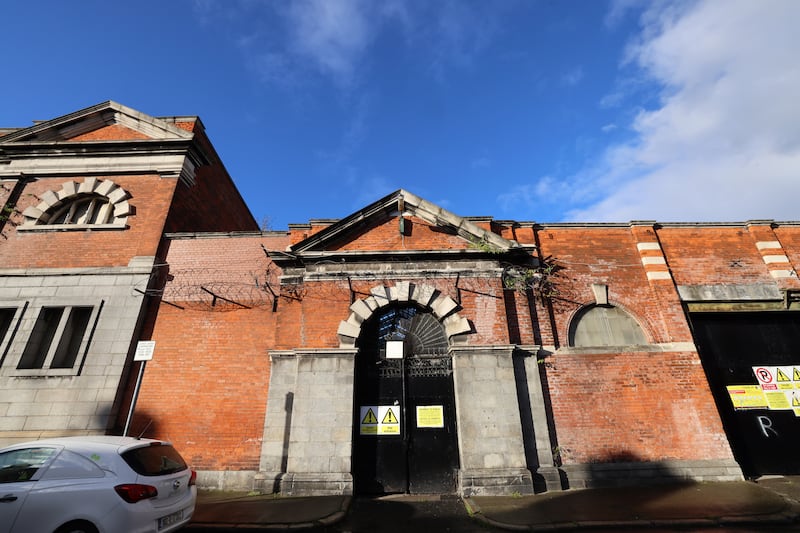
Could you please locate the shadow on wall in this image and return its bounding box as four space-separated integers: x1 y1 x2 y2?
512 347 561 494
560 452 699 491
123 412 162 442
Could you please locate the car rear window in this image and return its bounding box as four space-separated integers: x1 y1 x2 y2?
121 444 187 476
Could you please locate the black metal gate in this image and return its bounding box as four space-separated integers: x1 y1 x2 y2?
690 311 800 477
352 305 460 494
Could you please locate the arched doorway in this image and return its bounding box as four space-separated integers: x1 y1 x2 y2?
352 303 460 494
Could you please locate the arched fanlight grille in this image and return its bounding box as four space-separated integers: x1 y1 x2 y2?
48 195 112 225
364 305 448 357
358 304 451 380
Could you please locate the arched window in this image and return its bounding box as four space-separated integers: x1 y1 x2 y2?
569 304 647 347
358 304 449 357
48 194 113 225
21 178 131 229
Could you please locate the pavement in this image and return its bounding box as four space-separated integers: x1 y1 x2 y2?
187 476 800 531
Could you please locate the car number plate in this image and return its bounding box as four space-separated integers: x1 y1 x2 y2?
158 509 184 530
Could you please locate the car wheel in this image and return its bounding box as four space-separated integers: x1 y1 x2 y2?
54 521 99 533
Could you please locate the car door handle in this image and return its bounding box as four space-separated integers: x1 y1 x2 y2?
0 494 18 503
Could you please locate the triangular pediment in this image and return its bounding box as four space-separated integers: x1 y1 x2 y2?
289 189 521 255
0 101 194 143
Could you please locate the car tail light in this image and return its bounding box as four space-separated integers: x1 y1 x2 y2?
115 483 158 503
189 469 197 487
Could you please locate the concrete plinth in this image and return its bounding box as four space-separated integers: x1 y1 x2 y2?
459 467 534 496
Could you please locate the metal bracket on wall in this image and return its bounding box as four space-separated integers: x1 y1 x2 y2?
784 289 800 309
348 276 355 304
200 286 251 309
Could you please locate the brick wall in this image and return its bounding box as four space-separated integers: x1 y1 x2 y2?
68 124 151 141
658 226 774 287
0 174 177 269
133 216 769 476
130 233 286 470
546 349 732 464
133 305 276 470
536 226 688 346
533 223 733 465
329 215 474 251
774 225 800 284
164 127 258 233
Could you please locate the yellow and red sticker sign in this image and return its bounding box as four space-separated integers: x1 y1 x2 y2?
740 365 800 415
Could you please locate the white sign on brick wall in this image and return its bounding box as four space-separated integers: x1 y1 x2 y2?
134 341 155 361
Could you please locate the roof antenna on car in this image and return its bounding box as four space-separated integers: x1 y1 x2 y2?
136 419 153 440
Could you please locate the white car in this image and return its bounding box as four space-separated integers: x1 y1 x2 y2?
0 436 196 533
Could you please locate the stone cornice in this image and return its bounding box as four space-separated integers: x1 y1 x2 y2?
0 139 204 185
0 101 193 143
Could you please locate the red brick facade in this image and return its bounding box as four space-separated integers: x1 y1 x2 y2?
5 102 799 495
135 210 785 484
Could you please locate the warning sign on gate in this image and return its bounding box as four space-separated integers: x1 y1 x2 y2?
726 385 767 409
362 408 378 424
382 408 398 424
416 405 444 428
360 407 378 435
359 405 401 436
378 406 400 434
776 367 795 390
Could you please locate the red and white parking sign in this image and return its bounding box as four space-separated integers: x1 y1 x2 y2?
753 366 778 390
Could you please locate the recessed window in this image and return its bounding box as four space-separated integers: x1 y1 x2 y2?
48 195 113 225
20 178 132 230
18 306 94 370
51 307 93 368
0 308 15 347
569 305 647 347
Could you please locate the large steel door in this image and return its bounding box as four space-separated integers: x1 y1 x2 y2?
353 305 459 494
690 311 800 476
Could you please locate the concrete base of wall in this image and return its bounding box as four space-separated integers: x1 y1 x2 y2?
532 465 563 492
458 467 534 496
197 470 258 492
277 472 354 496
560 459 744 489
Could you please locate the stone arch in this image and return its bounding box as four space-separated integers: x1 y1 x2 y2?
337 281 472 348
21 177 132 227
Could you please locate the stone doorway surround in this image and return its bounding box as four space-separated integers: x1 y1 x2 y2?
256 283 558 496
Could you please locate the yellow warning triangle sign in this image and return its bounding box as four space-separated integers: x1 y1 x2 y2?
777 368 791 382
382 408 398 424
794 367 800 381
362 408 378 425
794 395 800 408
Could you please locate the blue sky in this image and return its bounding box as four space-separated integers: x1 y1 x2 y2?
3 1 799 229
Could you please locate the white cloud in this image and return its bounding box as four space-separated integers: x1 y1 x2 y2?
318 94 371 165
234 0 502 90
284 0 373 87
561 66 584 87
425 1 500 79
604 0 648 29
569 0 800 222
470 157 491 169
